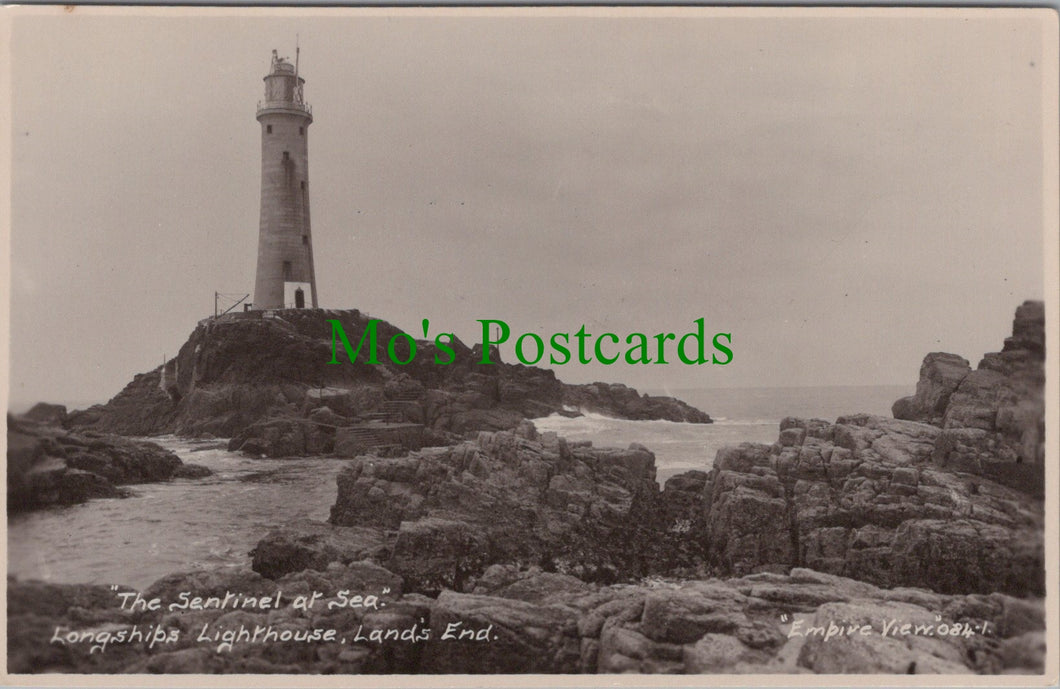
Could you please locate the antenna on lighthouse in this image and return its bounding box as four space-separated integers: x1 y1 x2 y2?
294 35 300 80
293 36 302 103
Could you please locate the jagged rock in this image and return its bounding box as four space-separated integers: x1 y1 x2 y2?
894 300 1045 496
891 353 971 424
250 519 391 579
324 428 703 592
387 518 491 594
326 315 1045 596
705 464 792 575
692 414 1044 596
931 427 1041 497
889 519 1043 596
329 456 433 528
64 435 182 484
673 302 1046 593
7 415 185 511
658 470 709 539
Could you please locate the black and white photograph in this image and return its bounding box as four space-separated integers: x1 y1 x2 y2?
3 5 1058 681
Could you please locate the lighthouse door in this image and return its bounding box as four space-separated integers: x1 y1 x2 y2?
294 287 305 309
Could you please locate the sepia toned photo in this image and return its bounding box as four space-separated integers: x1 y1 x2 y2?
2 6 1057 683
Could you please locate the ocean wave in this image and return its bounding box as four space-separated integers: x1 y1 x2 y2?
709 418 782 427
532 412 778 431
530 412 783 484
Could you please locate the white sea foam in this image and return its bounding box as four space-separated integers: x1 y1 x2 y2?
534 384 908 484
532 411 779 484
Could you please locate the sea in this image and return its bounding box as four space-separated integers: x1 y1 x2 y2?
6 385 908 590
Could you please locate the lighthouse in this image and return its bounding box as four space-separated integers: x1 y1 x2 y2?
252 48 318 310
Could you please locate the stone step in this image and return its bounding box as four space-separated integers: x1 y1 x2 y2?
342 429 387 447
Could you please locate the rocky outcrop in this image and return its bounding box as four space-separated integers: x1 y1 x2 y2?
227 417 335 458
564 382 711 423
251 520 391 579
242 419 706 599
322 421 702 591
259 301 1046 599
6 413 209 512
891 353 971 424
66 309 711 450
20 402 70 426
692 415 1043 596
892 300 1045 496
8 301 1047 675
7 565 1044 674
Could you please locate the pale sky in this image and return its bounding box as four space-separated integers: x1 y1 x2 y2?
6 8 1053 409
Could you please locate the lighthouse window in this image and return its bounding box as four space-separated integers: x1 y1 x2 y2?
283 151 289 161
266 125 272 134
302 235 308 245
300 181 306 190
282 261 292 280
299 126 304 136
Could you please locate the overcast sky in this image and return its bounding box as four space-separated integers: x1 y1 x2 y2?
6 7 1054 409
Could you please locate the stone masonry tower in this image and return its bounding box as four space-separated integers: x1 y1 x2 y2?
253 48 318 310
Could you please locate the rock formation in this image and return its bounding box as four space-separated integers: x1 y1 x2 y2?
66 309 711 455
892 300 1045 495
694 415 1043 596
250 412 1042 604
8 301 1046 674
251 421 702 591
681 301 1047 594
243 301 1046 603
7 409 210 512
891 353 971 425
6 565 1044 674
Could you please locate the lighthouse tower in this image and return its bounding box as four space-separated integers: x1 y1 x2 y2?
252 48 318 310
